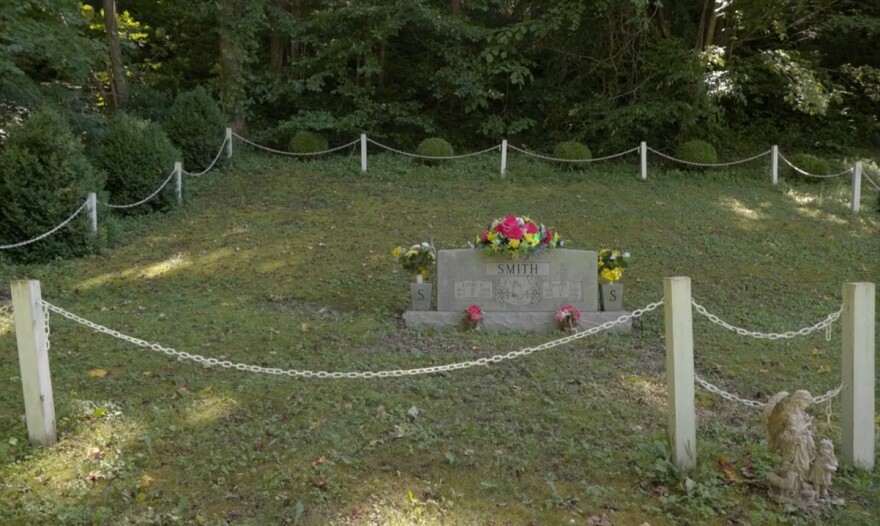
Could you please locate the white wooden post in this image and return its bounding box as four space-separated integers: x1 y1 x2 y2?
225 127 233 158
771 145 779 185
360 133 368 174
86 192 97 235
664 276 697 472
11 280 56 446
841 282 875 470
851 161 862 214
500 140 508 177
174 161 183 205
640 141 648 180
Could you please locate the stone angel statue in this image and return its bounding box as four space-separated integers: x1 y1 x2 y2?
764 390 818 506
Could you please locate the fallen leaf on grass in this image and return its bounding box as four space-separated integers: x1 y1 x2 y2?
301 323 311 332
85 471 105 482
89 369 108 378
741 457 756 479
587 513 612 526
312 455 326 467
137 474 154 489
718 456 737 483
86 447 104 461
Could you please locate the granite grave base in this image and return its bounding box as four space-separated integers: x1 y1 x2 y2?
404 310 632 333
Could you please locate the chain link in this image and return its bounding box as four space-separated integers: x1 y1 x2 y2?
778 153 853 179
182 136 229 177
691 300 841 340
103 168 177 209
0 304 10 316
367 138 501 159
694 372 844 410
42 300 662 379
507 144 639 163
42 302 50 354
648 147 772 167
233 132 360 157
0 200 89 250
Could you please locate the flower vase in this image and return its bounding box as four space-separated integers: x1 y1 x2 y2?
600 282 623 311
410 274 432 311
563 318 577 334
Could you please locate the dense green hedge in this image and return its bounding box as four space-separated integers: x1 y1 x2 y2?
0 107 107 263
164 87 226 170
676 140 718 165
553 141 592 161
290 131 328 154
786 153 832 182
94 113 179 214
416 138 454 159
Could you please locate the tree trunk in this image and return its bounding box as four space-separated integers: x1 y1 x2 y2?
704 0 719 48
103 0 127 108
219 0 246 131
695 0 710 51
269 0 285 76
451 0 461 14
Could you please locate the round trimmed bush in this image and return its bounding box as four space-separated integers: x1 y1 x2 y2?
290 131 328 154
553 141 592 161
94 113 180 214
676 140 718 165
0 107 107 263
164 86 226 170
787 153 832 182
416 138 454 159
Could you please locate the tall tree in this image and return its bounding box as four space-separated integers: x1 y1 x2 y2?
103 0 128 108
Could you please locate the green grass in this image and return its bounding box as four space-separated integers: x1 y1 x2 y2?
0 150 878 525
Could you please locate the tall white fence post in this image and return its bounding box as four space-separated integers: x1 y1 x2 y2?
841 282 875 470
174 161 183 205
225 128 233 158
664 276 697 472
771 145 779 185
360 133 368 174
500 139 508 177
640 141 647 180
86 192 97 235
851 161 862 214
11 280 56 446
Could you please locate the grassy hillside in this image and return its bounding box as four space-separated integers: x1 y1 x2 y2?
0 150 878 525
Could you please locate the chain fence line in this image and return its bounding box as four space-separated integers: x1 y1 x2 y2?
647 147 772 168
102 168 177 209
367 138 501 160
0 200 89 250
694 372 843 409
863 171 880 191
42 299 662 379
0 304 11 316
778 152 854 179
233 132 359 157
181 136 230 176
692 299 841 340
507 144 639 163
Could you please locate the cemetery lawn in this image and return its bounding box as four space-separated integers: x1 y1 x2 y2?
0 151 878 525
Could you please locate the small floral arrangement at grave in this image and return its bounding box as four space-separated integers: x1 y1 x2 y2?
392 242 436 281
465 304 483 330
597 248 630 283
555 305 580 331
476 215 561 258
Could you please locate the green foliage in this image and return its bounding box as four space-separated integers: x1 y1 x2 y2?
289 131 329 154
676 140 718 165
127 85 174 124
416 138 454 159
93 113 179 214
164 87 226 170
786 153 833 181
0 107 106 263
553 141 591 160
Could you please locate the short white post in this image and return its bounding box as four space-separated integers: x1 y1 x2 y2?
11 280 56 447
640 141 647 180
851 161 862 214
225 127 233 158
841 282 875 470
174 161 183 205
360 133 368 174
664 276 697 472
500 139 508 177
86 192 97 235
771 145 779 185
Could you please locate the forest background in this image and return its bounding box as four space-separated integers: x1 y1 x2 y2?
2 0 879 155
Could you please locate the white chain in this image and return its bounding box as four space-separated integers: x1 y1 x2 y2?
182 136 229 177
863 171 880 191
103 168 177 209
691 300 841 340
0 304 10 316
648 147 772 167
694 372 844 409
0 200 89 250
42 300 663 379
778 153 853 179
367 138 501 159
507 145 639 163
233 132 360 157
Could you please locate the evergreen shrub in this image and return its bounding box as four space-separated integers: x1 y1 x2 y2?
676 140 717 165
127 84 173 123
94 113 179 214
0 107 107 263
787 153 832 182
164 87 226 170
290 131 328 154
553 141 592 161
416 138 454 159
